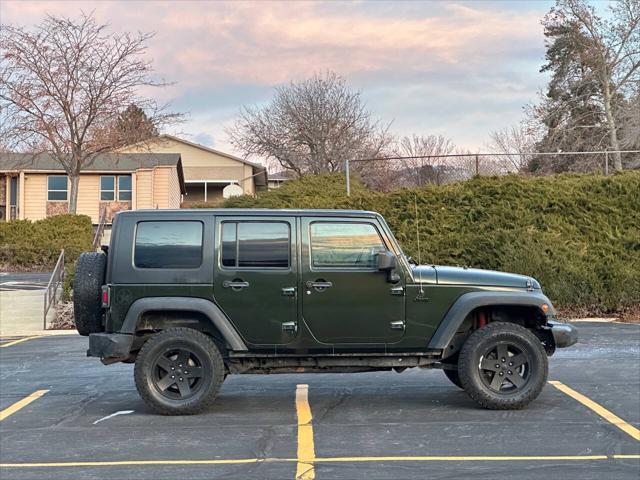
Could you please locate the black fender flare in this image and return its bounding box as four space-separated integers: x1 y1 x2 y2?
427 291 554 351
120 297 248 351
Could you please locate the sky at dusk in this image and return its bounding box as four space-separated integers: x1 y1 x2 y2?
1 0 567 157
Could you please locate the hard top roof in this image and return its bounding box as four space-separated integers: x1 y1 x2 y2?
117 208 381 218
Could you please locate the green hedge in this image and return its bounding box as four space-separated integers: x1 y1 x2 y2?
0 214 94 271
226 172 640 314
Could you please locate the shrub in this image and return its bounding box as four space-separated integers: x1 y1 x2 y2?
225 172 640 315
0 214 93 271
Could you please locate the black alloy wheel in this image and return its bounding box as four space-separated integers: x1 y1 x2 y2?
134 328 225 415
151 347 207 400
477 341 531 393
458 322 548 410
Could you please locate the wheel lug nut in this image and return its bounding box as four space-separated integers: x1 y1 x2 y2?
501 358 506 362
499 372 504 376
170 375 175 379
171 367 175 370
184 371 188 374
495 364 500 369
179 377 183 381
508 370 512 375
509 362 514 366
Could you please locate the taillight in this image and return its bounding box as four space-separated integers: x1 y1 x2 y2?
101 285 110 308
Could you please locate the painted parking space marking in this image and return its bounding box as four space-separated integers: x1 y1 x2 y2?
295 384 315 480
549 381 640 441
0 458 292 468
0 336 42 348
0 390 49 421
3 455 639 470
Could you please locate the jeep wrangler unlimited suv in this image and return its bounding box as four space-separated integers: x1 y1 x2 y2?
74 209 577 415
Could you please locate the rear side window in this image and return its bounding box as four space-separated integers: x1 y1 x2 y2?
221 221 290 269
134 221 203 269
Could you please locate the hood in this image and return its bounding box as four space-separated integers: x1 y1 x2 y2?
412 265 540 289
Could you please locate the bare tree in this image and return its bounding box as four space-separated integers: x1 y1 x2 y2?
393 134 456 186
539 0 640 170
0 14 179 213
486 125 537 172
227 72 392 181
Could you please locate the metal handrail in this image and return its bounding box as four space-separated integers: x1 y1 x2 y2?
43 249 65 329
92 206 108 251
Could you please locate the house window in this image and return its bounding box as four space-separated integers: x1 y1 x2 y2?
100 175 132 201
100 176 115 201
47 175 68 201
118 175 132 201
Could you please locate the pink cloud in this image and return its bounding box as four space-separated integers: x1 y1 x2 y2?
2 1 543 88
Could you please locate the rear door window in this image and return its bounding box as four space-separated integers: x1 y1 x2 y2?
220 221 290 269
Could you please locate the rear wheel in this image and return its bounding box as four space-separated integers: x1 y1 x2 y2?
458 322 548 410
134 328 224 415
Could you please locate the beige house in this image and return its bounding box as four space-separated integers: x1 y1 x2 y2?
120 135 267 206
0 153 185 223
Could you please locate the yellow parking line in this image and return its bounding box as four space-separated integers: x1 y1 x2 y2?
314 455 610 462
0 458 290 468
0 336 41 348
549 381 640 442
295 384 315 480
0 390 49 421
4 455 637 469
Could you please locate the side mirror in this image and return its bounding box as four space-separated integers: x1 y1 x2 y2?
377 250 398 271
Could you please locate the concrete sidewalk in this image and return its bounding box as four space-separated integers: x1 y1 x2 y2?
0 289 56 336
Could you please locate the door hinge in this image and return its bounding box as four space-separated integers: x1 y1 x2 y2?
390 320 405 330
390 286 404 296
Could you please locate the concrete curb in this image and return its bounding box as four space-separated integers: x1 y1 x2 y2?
0 329 79 339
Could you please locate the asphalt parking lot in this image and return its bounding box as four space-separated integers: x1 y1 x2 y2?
0 322 638 480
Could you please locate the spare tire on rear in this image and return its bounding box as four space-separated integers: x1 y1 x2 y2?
73 252 106 336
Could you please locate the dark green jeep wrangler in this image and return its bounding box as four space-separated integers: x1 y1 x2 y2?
74 209 577 415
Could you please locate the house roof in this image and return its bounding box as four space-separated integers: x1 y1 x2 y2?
0 152 186 194
124 135 268 188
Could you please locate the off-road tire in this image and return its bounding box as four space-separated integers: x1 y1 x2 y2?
443 367 463 389
458 322 548 410
73 252 106 336
134 328 224 415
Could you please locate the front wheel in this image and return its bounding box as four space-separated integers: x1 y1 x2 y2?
134 328 225 415
458 322 548 410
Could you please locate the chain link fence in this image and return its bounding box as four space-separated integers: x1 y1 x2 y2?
346 150 640 191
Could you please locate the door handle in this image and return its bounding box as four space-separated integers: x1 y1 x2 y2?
305 280 333 289
223 280 250 289
282 321 297 333
390 320 405 330
281 287 296 297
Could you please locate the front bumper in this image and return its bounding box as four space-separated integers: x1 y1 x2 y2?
87 332 133 360
547 320 578 348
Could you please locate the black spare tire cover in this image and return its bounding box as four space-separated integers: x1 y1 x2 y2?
73 252 106 336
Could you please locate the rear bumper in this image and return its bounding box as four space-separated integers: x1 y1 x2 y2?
87 332 133 360
547 320 578 348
